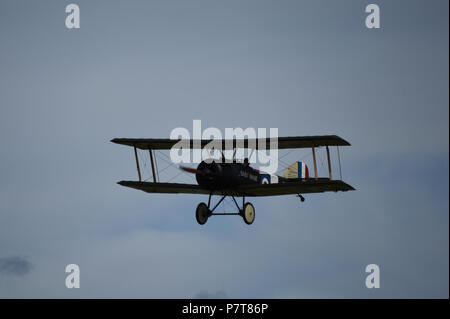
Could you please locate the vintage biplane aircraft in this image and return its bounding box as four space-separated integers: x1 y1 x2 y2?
111 136 354 225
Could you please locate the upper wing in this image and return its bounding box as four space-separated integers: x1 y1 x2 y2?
111 135 350 150
118 179 354 197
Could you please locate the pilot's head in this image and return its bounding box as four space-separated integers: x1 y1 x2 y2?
244 158 249 166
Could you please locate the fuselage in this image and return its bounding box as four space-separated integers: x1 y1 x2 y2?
195 161 261 190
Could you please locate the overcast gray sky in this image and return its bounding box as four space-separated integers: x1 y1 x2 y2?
0 0 448 298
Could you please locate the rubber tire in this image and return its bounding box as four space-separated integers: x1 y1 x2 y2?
242 202 255 225
196 202 209 225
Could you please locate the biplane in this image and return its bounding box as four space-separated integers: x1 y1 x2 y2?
111 135 354 225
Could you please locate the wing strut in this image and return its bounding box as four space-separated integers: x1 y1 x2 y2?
149 149 157 183
337 146 342 180
312 147 318 181
134 146 142 182
326 146 332 180
154 150 160 181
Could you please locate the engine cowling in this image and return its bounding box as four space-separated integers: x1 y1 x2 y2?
195 161 221 188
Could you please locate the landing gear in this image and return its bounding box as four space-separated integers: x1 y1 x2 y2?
242 202 255 225
194 193 255 225
297 194 305 202
195 202 209 225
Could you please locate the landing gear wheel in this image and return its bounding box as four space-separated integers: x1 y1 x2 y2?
196 202 209 225
242 202 255 225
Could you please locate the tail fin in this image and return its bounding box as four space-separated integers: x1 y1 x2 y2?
284 162 309 179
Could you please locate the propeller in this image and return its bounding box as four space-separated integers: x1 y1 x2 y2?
179 166 203 174
179 165 221 176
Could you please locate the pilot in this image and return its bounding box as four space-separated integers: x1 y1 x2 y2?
243 158 249 167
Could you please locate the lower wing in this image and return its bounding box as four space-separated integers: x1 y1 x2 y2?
117 178 355 197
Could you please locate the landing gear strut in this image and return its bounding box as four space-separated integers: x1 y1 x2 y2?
195 202 209 225
195 193 255 225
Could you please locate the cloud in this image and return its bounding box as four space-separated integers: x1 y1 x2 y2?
0 256 33 276
195 290 228 299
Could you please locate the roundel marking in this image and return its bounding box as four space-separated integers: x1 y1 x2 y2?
260 175 270 184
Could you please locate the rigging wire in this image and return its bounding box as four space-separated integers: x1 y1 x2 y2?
156 150 196 182
142 150 153 182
